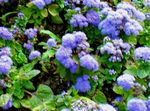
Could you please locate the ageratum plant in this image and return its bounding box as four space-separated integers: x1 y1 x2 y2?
0 0 150 111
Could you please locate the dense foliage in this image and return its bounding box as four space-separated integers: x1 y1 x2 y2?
0 0 150 111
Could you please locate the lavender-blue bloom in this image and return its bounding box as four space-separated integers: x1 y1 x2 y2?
55 46 77 73
99 2 109 10
146 98 150 111
2 98 12 110
25 28 38 39
83 0 101 8
18 12 24 19
47 38 57 48
124 19 143 36
99 104 117 111
134 47 150 61
80 54 99 72
144 0 150 6
0 47 11 56
127 98 147 111
0 55 13 66
44 0 54 4
23 40 33 50
109 69 116 75
86 10 100 26
117 2 145 21
145 13 150 22
0 62 11 74
0 27 13 40
32 0 46 10
73 31 87 44
114 96 122 102
62 33 77 48
117 74 135 90
100 39 130 62
70 14 88 28
29 50 41 60
0 0 8 4
75 75 91 92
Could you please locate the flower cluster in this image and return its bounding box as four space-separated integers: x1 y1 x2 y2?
29 50 41 60
86 10 100 26
0 47 13 75
99 2 144 38
0 0 8 4
117 2 146 21
47 38 57 48
82 0 101 8
127 98 147 111
56 31 98 73
124 19 143 36
75 75 91 92
0 27 13 40
117 74 135 90
80 54 99 72
70 14 88 28
100 38 130 62
24 28 38 39
134 47 150 61
71 98 101 111
99 104 117 111
31 0 54 10
144 0 150 7
23 40 33 50
2 98 12 110
109 69 116 75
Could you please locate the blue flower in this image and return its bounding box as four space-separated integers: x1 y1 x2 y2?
117 74 135 90
32 0 46 10
0 47 11 56
80 54 99 72
47 38 57 48
29 50 41 60
99 104 117 111
0 62 11 74
127 98 147 111
146 98 150 111
44 0 54 5
144 0 150 7
70 14 88 28
124 19 143 36
86 10 100 26
2 98 12 110
134 47 150 61
25 28 38 39
23 40 33 50
75 75 91 92
62 33 77 49
0 27 13 40
83 0 101 8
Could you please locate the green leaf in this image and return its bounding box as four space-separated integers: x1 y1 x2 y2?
0 94 11 106
92 91 107 103
36 84 53 101
19 60 37 73
137 69 149 78
23 80 35 90
57 0 64 8
14 52 27 64
51 15 63 24
41 8 48 17
40 30 61 42
48 4 59 16
22 70 40 80
42 50 55 61
13 99 21 108
113 86 124 95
